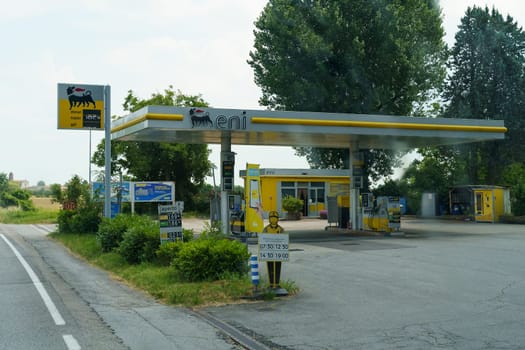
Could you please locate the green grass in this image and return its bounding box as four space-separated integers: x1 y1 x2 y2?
0 208 58 224
49 232 269 307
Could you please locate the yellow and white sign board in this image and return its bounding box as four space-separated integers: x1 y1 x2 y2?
57 83 105 130
259 233 289 261
245 163 264 233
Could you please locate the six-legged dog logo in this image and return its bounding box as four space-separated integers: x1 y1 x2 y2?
189 108 213 128
66 86 96 110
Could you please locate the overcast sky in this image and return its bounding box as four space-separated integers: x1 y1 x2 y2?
1 1 523 186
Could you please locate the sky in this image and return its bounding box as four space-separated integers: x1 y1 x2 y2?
1 0 524 186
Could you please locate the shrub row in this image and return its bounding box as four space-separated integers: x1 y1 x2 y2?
96 214 250 282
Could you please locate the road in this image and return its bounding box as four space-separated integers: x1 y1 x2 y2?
0 224 241 350
0 224 129 350
2 219 525 349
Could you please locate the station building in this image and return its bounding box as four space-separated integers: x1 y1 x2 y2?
240 168 350 218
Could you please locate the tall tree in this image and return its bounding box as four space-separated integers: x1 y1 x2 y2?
93 87 212 209
248 0 447 185
443 6 525 185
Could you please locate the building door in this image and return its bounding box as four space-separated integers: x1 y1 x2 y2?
298 187 308 217
308 187 326 217
474 190 494 222
309 188 318 217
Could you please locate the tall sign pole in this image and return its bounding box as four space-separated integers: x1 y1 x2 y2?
88 129 92 186
57 82 108 213
104 85 112 218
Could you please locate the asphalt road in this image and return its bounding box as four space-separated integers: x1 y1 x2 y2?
0 224 240 350
205 218 525 349
0 224 129 350
2 219 525 349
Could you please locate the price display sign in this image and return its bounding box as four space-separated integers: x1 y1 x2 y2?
258 234 290 262
158 203 183 243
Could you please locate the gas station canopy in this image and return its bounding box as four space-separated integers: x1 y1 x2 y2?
111 106 506 149
111 105 506 234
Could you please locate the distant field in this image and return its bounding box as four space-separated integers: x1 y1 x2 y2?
32 197 60 211
0 197 59 224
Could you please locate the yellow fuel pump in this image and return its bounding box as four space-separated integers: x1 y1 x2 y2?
362 195 401 233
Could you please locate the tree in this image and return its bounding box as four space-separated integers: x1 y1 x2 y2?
51 175 101 233
0 173 8 195
443 6 525 185
249 0 447 185
501 162 525 216
0 172 34 211
372 146 460 215
93 86 212 210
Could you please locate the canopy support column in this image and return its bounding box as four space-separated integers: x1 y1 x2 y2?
220 133 232 234
349 142 361 230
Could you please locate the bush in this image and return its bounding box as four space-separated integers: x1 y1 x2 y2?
199 220 225 239
57 205 101 233
72 206 101 233
156 241 184 266
57 210 76 233
97 214 133 252
282 195 303 213
173 238 250 282
182 228 194 242
118 217 160 264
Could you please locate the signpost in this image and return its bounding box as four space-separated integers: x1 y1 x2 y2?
158 202 184 244
258 233 290 262
58 82 111 218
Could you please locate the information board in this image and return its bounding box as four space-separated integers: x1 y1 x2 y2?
158 202 184 244
258 234 290 262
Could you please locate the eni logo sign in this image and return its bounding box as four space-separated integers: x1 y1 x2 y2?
57 83 105 130
189 108 246 130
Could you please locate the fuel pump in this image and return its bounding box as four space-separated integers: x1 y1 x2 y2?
228 195 245 235
362 195 401 233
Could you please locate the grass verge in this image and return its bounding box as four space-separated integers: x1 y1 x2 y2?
0 208 58 224
49 232 299 307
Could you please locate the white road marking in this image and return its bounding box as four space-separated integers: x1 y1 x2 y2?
0 233 66 326
63 334 81 350
32 224 54 234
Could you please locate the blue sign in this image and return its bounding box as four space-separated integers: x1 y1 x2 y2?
93 181 174 203
93 182 131 202
111 203 120 218
134 182 174 202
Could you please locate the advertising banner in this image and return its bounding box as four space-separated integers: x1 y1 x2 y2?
92 181 131 202
134 182 174 202
92 181 174 203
